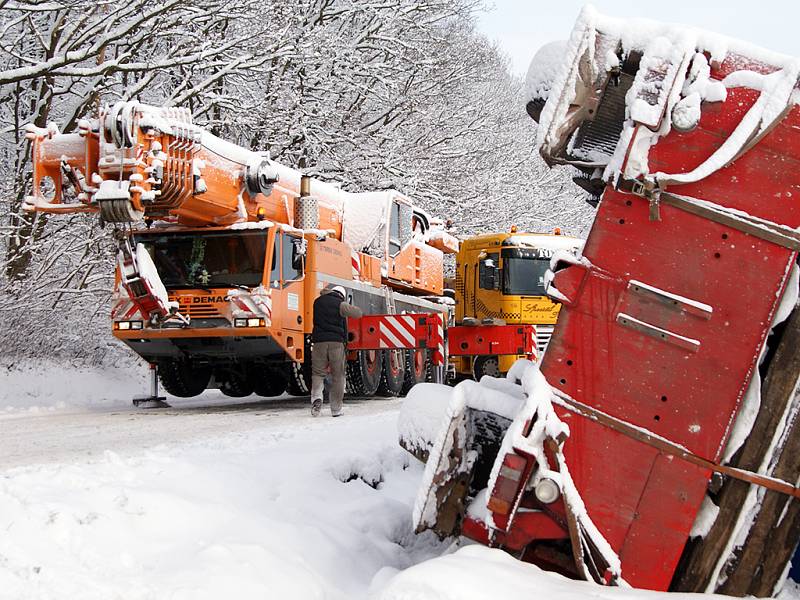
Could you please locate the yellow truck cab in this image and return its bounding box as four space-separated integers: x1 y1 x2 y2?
453 229 583 379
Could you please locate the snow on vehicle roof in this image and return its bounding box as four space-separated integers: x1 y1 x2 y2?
503 234 584 252
341 190 409 253
534 5 800 143
227 220 275 230
529 3 799 105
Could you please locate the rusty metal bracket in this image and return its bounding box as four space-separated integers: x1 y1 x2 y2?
620 178 800 251
616 312 701 352
627 280 713 320
629 178 662 221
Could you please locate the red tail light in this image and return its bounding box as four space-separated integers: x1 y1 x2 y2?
487 453 529 516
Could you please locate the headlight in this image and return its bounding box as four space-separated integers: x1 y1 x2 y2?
116 321 130 330
130 321 143 330
115 320 144 331
234 317 265 327
534 477 561 504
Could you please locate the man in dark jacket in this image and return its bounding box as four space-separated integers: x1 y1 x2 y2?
310 285 363 417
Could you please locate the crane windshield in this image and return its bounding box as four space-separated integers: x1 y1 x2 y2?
135 230 268 290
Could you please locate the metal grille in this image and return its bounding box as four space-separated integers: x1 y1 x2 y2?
295 196 319 229
171 298 223 319
570 71 634 162
536 325 555 354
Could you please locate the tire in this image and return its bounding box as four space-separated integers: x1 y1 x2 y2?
252 365 288 397
286 360 311 396
286 338 312 396
376 349 405 397
346 349 382 397
401 349 430 395
473 355 501 381
219 370 254 398
158 360 211 398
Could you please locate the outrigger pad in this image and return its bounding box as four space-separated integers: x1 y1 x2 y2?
132 395 171 409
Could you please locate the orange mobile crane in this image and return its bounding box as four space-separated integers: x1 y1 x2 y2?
25 101 459 400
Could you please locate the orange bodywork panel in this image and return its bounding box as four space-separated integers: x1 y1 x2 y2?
305 237 353 282
388 241 443 295
30 132 99 214
358 253 382 288
427 231 460 254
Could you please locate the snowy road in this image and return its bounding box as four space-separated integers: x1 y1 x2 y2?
0 393 401 470
0 388 447 599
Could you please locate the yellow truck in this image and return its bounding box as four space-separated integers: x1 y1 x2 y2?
452 228 583 379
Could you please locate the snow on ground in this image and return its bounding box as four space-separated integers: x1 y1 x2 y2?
0 358 289 420
2 363 799 599
0 359 148 416
380 544 800 600
0 397 446 599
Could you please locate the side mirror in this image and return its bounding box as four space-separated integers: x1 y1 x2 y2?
479 258 500 290
291 238 306 272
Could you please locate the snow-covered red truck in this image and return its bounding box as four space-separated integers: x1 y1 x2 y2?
405 7 800 596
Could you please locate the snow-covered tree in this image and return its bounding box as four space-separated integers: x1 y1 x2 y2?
0 0 591 360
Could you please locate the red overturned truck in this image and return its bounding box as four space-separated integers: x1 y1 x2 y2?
404 7 800 596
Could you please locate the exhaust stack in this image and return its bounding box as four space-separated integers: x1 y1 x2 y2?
295 173 319 229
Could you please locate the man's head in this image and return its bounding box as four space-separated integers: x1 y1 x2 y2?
330 285 346 298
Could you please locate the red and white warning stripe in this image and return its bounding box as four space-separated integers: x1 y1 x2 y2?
378 315 417 349
111 288 140 320
253 294 272 320
431 314 445 365
351 250 361 281
229 292 273 322
111 298 140 320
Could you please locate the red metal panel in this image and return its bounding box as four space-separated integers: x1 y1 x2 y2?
539 58 800 590
447 324 537 358
498 512 569 550
348 314 428 350
618 455 710 590
347 313 445 365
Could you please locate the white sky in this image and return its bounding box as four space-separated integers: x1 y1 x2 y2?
476 1 800 75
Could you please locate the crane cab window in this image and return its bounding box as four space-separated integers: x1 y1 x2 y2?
137 230 267 289
270 231 305 288
269 234 280 288
282 234 304 285
389 202 402 256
